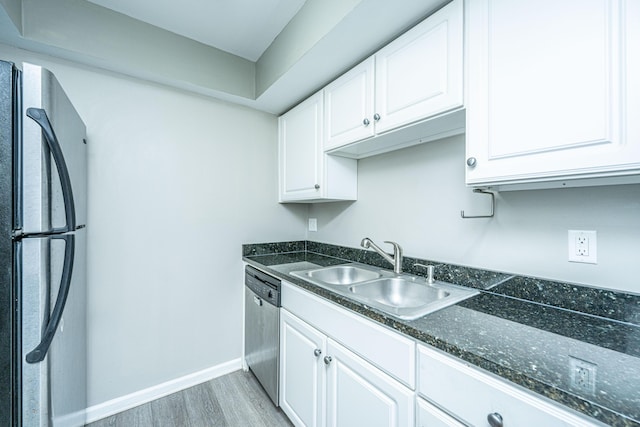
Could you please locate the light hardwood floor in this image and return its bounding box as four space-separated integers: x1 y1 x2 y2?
86 370 293 427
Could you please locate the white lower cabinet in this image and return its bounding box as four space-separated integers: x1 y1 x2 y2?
280 309 326 427
418 345 602 427
277 280 604 427
325 339 413 427
280 307 413 427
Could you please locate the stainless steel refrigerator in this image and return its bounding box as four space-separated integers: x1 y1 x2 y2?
1 60 87 426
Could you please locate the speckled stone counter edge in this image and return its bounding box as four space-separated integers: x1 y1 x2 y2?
243 240 640 325
243 240 513 288
242 240 640 427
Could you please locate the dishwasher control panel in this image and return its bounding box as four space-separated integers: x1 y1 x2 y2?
245 265 281 307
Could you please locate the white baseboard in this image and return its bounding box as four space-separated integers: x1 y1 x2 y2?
53 408 86 427
85 358 242 424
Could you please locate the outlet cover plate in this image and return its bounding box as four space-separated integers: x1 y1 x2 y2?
569 356 597 395
568 230 597 264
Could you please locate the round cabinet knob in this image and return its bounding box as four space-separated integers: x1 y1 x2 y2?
314 348 322 357
363 118 370 126
373 113 381 121
314 184 320 190
466 157 477 168
323 356 332 365
487 412 504 427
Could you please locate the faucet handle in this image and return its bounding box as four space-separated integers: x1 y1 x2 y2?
384 241 403 274
383 240 403 254
413 263 435 284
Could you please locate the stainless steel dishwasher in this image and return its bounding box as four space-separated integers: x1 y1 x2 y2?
244 265 281 406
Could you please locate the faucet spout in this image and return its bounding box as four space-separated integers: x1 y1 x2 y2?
360 238 403 274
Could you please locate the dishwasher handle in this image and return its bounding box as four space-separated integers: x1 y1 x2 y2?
253 295 263 306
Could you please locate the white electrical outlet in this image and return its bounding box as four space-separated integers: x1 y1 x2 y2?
308 218 317 232
568 230 597 264
569 356 597 395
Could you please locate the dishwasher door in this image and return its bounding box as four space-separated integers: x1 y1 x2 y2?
245 285 280 406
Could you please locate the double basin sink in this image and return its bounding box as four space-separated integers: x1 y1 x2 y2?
291 263 478 321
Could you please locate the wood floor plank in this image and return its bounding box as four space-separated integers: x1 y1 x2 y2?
113 403 154 426
211 371 292 427
87 402 153 427
183 380 227 426
209 372 254 426
150 391 191 427
85 370 292 427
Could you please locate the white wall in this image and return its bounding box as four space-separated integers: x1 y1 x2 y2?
309 135 639 294
0 44 308 407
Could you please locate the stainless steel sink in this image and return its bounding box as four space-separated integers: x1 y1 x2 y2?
349 278 449 308
291 263 478 320
295 264 383 286
348 277 477 320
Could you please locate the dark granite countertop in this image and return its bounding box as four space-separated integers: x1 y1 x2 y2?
243 241 640 427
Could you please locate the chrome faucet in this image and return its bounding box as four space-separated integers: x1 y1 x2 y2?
360 238 403 274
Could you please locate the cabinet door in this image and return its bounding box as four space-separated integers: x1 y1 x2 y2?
279 92 323 201
326 339 413 427
375 0 463 134
466 0 640 187
324 58 375 150
280 309 326 427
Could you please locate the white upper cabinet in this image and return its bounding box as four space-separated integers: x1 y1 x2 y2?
374 0 463 134
323 0 464 158
279 92 323 201
279 92 357 203
465 0 640 188
324 58 375 151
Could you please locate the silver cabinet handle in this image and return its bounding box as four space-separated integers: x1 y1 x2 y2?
314 184 320 190
323 356 332 365
314 348 322 357
467 157 477 167
487 412 503 427
363 118 370 126
373 113 381 121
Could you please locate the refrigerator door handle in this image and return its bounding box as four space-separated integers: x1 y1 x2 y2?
25 234 75 364
25 107 76 234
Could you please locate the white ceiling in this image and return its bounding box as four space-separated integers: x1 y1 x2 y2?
0 0 445 113
86 0 307 61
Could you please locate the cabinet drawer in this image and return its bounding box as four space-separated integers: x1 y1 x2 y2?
417 345 602 427
417 398 465 427
282 281 415 388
